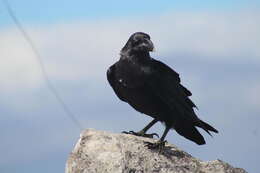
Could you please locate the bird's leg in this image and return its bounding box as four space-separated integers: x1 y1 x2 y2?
145 126 170 151
122 119 159 138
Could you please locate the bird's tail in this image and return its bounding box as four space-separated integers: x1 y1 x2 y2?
175 122 206 145
197 119 219 136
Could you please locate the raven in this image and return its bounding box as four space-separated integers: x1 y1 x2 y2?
107 32 218 148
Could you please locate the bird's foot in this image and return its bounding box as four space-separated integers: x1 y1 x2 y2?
122 130 159 139
144 140 167 152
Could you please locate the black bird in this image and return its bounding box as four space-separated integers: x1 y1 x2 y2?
107 32 218 148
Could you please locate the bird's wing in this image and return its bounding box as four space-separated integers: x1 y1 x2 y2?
107 62 127 102
145 59 198 121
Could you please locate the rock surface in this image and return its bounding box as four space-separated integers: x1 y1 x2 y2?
66 129 247 173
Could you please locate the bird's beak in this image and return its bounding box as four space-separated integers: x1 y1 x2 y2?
146 39 155 52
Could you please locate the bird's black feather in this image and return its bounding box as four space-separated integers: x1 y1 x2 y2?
107 32 218 145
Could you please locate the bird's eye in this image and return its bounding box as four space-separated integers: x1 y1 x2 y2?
133 39 141 46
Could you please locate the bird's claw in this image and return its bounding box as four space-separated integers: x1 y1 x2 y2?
122 130 159 139
122 130 135 135
144 140 167 152
142 132 159 138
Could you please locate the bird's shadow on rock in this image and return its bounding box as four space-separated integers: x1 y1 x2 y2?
161 146 186 159
144 143 187 159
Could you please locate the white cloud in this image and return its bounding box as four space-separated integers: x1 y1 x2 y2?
162 11 260 58
0 11 259 110
1 11 259 90
0 29 43 90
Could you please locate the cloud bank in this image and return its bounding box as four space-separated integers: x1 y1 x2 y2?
0 11 259 91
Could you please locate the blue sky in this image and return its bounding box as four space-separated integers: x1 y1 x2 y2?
0 0 258 26
0 0 259 173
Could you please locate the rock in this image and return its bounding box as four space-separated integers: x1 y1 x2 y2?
66 129 247 173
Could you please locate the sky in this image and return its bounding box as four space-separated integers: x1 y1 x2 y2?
0 0 259 173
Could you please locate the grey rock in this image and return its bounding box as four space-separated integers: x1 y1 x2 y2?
66 129 247 173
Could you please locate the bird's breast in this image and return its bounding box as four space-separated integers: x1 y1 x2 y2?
115 60 146 88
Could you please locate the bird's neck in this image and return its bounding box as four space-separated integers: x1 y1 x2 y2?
120 50 151 63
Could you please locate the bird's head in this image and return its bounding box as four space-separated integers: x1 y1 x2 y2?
121 32 154 55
